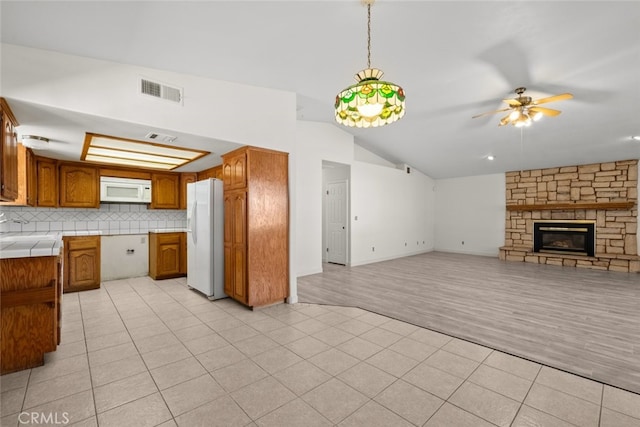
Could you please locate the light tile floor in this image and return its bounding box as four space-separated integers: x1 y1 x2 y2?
2 276 639 427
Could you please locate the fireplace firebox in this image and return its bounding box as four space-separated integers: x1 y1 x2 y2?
533 221 596 257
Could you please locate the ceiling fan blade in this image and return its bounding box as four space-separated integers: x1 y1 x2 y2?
498 114 512 126
533 93 573 105
477 40 532 90
503 98 522 107
529 106 561 117
471 108 510 119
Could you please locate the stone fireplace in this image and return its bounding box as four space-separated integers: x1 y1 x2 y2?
499 159 639 273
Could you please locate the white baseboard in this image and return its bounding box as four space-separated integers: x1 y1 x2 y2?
350 248 434 267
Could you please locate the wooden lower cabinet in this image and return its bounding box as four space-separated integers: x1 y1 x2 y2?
224 190 248 304
63 235 101 293
1 255 62 374
149 232 186 279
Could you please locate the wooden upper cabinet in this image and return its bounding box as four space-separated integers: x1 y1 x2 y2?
1 98 19 201
98 167 151 181
179 172 197 210
151 172 180 209
213 165 223 180
222 152 247 190
26 147 37 206
196 164 222 181
59 163 99 208
0 144 36 207
36 157 58 207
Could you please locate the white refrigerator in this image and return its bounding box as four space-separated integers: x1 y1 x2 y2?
186 178 226 300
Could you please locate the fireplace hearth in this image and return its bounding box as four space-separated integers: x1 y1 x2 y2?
533 221 596 257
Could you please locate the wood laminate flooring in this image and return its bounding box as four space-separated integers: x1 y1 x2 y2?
297 252 640 395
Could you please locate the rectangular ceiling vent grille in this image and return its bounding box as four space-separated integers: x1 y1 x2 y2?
139 78 183 104
145 132 177 143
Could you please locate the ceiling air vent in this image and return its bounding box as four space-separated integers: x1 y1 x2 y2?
139 78 183 104
145 132 177 143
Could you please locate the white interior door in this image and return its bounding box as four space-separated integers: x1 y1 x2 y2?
326 181 347 265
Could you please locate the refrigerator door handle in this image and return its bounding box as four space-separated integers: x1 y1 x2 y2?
190 200 197 244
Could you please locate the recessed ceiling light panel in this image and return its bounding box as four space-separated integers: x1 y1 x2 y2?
81 132 209 170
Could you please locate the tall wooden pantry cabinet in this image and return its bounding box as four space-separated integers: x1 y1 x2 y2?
222 146 289 308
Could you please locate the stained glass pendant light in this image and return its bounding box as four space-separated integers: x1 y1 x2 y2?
335 0 405 128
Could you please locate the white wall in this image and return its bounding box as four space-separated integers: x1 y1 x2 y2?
353 144 396 168
434 174 505 256
296 121 436 274
295 122 354 277
350 162 435 266
101 234 149 281
1 44 296 151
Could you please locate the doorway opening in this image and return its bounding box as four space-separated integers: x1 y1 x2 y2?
322 161 350 268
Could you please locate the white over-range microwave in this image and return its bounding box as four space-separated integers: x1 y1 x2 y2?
100 177 152 203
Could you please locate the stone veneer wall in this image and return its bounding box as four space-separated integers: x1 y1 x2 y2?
499 159 639 273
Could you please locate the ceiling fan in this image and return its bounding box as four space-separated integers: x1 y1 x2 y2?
472 87 573 127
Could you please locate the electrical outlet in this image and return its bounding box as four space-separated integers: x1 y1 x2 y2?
372 246 375 252
405 242 407 246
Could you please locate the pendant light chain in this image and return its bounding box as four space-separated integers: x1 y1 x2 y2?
366 3 371 69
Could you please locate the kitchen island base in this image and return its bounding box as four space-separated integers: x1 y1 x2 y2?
1 255 61 374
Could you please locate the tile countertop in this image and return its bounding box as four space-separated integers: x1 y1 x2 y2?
0 230 101 259
148 228 187 233
0 231 65 259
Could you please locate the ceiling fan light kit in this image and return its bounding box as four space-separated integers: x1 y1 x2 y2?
473 87 573 127
335 0 405 128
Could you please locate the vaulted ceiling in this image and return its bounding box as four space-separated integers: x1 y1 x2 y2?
2 1 639 178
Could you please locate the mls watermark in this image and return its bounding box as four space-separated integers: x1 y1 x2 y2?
18 411 70 425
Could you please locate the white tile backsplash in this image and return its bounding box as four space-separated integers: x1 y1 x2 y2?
0 204 186 234
36 222 50 232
